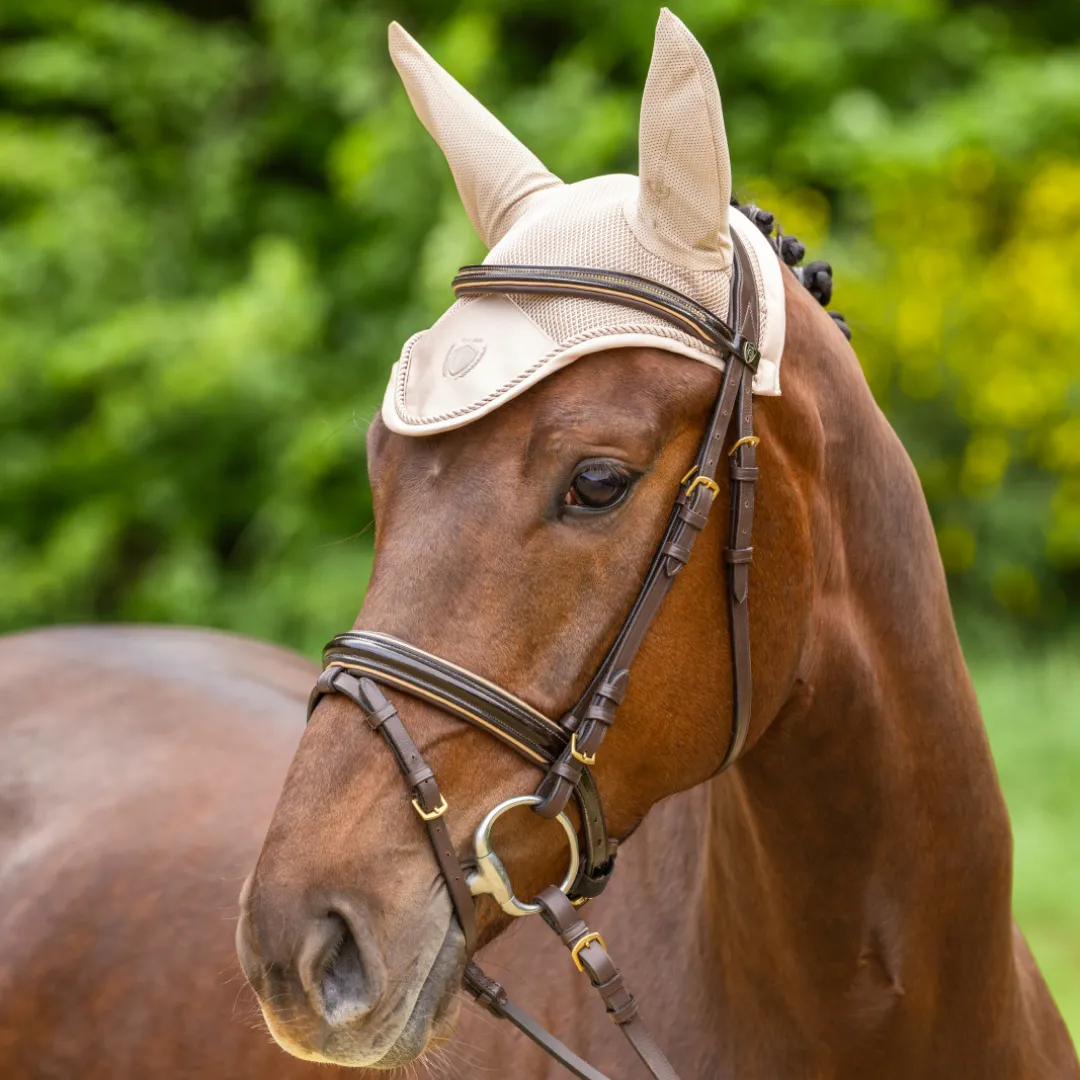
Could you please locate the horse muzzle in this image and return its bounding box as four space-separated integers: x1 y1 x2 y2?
235 871 464 1068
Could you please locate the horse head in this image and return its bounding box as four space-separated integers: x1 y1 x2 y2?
237 10 859 1069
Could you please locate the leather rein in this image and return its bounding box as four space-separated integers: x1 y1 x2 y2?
306 231 762 1080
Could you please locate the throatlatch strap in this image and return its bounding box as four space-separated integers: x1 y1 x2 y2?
719 229 760 766
721 365 756 767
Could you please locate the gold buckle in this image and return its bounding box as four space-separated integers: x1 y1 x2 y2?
570 732 596 766
571 932 606 972
727 435 760 456
685 475 720 498
411 795 448 821
681 465 719 499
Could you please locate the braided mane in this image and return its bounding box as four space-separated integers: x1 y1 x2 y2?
731 198 852 341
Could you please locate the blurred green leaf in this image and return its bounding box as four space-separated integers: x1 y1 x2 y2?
0 0 1077 651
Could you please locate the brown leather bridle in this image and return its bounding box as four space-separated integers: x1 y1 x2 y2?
306 232 762 1080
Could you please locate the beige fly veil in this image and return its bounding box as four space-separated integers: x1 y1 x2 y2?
383 9 786 436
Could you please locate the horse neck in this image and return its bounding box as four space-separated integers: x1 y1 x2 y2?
689 306 1020 1052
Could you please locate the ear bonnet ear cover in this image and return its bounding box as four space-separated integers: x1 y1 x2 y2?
383 9 786 436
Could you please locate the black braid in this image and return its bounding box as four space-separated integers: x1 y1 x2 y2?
730 196 852 341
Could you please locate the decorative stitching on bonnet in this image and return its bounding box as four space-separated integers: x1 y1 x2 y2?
394 318 724 426
747 236 766 338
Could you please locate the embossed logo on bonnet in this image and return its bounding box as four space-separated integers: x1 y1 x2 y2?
443 339 486 379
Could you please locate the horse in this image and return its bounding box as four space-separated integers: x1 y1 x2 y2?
234 12 1079 1079
0 626 335 1079
0 11 1075 1080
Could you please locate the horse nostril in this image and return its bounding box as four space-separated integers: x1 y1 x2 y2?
319 913 375 1027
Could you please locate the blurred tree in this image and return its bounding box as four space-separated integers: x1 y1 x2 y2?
1 0 1077 654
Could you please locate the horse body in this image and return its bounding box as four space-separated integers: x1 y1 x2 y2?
2 9 1077 1076
0 626 329 1079
0 276 1077 1077
1 574 1073 1077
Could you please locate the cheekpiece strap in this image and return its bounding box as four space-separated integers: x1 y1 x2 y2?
516 238 760 819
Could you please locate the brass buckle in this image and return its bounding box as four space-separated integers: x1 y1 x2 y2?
727 435 760 456
571 931 606 972
570 732 596 766
411 794 448 821
680 465 720 499
685 474 720 499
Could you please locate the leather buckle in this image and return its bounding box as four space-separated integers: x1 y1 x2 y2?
685 475 719 499
571 932 606 972
411 794 448 821
570 732 596 766
680 466 719 499
727 435 760 456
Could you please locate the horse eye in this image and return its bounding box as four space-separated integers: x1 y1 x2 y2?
564 462 632 511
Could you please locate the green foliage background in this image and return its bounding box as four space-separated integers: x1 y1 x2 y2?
2 0 1079 652
0 0 1078 1042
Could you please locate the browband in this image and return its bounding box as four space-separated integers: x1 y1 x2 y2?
452 263 760 364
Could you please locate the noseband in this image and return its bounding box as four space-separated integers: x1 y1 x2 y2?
307 233 762 1080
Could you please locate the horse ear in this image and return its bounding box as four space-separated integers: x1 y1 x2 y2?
635 9 732 268
389 22 563 250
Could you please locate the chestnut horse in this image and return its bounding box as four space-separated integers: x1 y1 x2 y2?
3 14 1078 1080
234 13 1079 1080
0 627 332 1079
231 270 1078 1078
4 276 1076 1076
